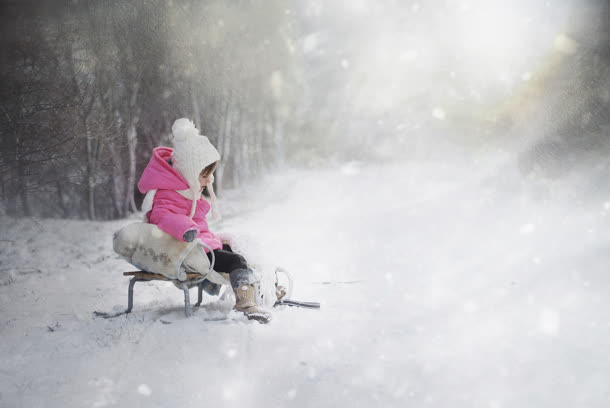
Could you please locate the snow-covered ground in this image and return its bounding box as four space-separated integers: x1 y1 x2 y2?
1 158 609 407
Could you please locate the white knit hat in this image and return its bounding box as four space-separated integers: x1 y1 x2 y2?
171 118 220 219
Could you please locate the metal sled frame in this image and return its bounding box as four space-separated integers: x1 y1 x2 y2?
123 271 211 318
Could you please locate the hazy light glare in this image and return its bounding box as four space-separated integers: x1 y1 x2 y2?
313 0 579 142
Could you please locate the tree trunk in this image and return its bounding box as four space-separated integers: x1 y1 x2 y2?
7 130 19 216
56 179 68 218
125 119 138 214
19 172 31 217
231 107 242 187
192 92 201 130
13 141 30 217
108 128 125 218
86 122 96 220
254 104 264 176
216 95 232 194
124 72 141 215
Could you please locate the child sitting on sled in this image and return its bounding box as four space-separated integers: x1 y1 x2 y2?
137 118 271 323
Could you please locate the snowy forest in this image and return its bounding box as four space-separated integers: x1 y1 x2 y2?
1 0 610 407
2 0 608 220
1 0 306 220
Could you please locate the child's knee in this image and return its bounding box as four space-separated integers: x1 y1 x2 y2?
234 253 247 270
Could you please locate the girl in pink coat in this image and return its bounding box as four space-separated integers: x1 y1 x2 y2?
137 118 271 323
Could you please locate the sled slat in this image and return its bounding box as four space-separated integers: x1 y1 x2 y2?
122 271 204 281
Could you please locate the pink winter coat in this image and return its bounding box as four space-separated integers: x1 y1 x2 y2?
137 146 223 252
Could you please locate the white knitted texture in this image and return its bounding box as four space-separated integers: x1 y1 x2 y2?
171 118 220 218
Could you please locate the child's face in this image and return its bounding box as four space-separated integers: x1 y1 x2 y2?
199 169 214 188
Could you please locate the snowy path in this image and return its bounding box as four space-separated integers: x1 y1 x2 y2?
1 161 609 407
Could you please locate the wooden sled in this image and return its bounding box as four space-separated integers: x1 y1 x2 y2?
99 224 230 318
95 270 228 319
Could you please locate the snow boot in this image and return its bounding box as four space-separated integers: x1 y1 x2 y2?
230 269 271 324
201 279 221 296
233 284 272 323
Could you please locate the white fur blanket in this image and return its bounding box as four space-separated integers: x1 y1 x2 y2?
113 222 216 281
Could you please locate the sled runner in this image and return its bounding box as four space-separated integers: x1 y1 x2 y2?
272 267 320 309
274 299 320 309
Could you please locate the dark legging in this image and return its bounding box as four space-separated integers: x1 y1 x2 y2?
206 244 247 274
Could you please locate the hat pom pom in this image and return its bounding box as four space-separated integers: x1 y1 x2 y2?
172 118 198 141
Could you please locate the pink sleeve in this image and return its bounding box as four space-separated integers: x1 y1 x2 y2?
149 198 199 242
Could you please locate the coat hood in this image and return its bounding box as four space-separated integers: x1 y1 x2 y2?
138 147 189 193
